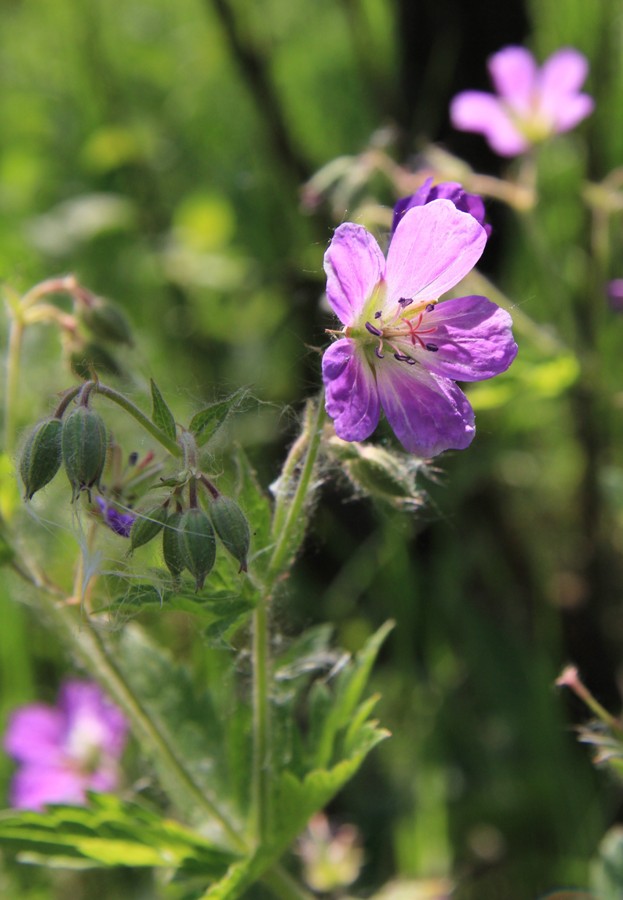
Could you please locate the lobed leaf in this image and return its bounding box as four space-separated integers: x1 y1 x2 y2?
150 378 177 442
189 388 248 447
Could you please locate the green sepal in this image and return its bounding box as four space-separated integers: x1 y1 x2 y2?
19 417 63 499
129 504 168 552
208 495 250 572
61 405 108 496
178 507 217 590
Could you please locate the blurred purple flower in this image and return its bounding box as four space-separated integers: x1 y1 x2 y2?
322 200 517 457
607 279 623 312
95 496 135 537
450 46 594 156
391 178 491 238
4 680 128 811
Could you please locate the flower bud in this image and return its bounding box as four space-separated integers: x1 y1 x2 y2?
129 504 168 552
162 511 185 578
70 343 124 380
19 417 63 500
62 405 108 496
80 298 133 345
178 507 216 591
208 495 250 572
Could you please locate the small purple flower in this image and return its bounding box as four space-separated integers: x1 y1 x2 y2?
391 178 491 239
321 200 517 457
450 46 594 156
95 496 135 537
607 279 623 313
4 680 128 811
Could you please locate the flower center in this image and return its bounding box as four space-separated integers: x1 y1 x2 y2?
362 299 439 365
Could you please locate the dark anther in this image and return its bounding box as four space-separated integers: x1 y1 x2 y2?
128 451 139 466
398 298 413 308
425 304 435 312
375 346 384 359
365 321 382 337
394 352 415 365
374 310 382 319
426 343 439 352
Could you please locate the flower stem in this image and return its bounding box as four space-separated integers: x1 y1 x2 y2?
251 393 326 845
4 316 24 455
91 382 181 457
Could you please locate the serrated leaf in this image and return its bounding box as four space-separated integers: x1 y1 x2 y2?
312 620 394 769
150 378 177 442
189 388 248 447
0 794 238 874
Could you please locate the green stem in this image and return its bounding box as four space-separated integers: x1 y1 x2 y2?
261 865 316 900
4 316 24 454
91 382 181 457
251 393 326 846
31 584 246 852
267 393 326 580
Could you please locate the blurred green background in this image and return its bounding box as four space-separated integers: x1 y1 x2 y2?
2 0 623 897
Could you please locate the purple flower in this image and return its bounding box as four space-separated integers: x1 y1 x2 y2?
4 680 128 811
607 279 623 313
392 178 491 239
450 46 594 156
321 200 517 457
95 496 135 537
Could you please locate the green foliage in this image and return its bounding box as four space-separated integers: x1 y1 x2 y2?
0 794 237 874
150 379 177 443
189 389 250 448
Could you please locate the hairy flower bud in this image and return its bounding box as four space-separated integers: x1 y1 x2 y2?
178 507 216 591
20 417 63 500
129 504 168 552
80 298 133 345
162 511 185 578
209 495 250 572
70 343 124 380
62 406 108 496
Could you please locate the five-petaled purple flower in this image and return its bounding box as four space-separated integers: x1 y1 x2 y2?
4 680 128 811
391 178 491 239
321 199 517 457
450 45 594 156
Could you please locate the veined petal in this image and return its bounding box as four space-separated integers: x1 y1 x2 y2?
488 46 537 113
322 338 380 441
450 92 530 156
4 705 65 765
385 201 486 306
414 295 518 382
324 223 385 326
376 358 475 457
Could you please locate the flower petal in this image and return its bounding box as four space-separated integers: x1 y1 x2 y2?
385 200 486 306
488 46 537 113
539 48 590 97
413 295 518 382
4 705 65 765
60 681 128 759
391 179 490 238
450 92 530 156
322 338 380 441
324 223 385 326
10 764 87 811
376 358 475 457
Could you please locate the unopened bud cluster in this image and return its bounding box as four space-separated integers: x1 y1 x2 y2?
130 479 250 590
20 392 108 501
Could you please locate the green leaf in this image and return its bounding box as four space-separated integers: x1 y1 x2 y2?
311 620 394 769
233 445 272 569
150 378 177 442
0 794 238 874
189 388 248 447
115 625 250 824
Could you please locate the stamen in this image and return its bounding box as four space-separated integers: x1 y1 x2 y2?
426 343 438 352
374 310 382 319
375 346 384 359
425 303 435 312
398 298 413 308
394 352 416 366
365 321 382 337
